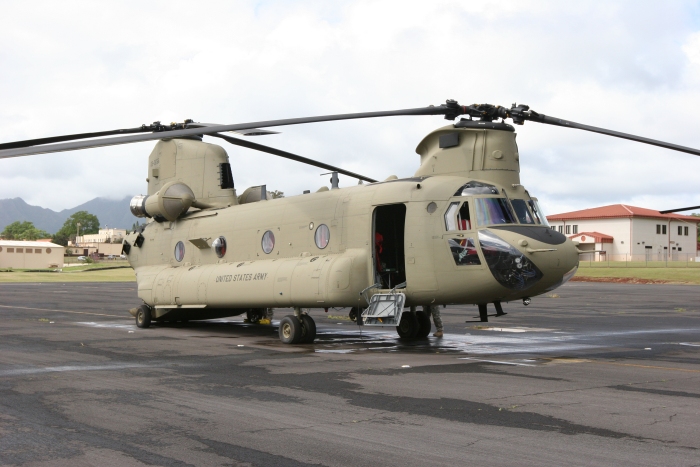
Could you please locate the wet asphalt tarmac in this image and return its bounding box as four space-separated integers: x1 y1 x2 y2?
0 281 699 466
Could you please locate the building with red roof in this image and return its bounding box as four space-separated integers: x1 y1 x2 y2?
547 204 700 261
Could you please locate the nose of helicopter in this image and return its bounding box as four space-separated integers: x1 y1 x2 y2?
477 225 579 296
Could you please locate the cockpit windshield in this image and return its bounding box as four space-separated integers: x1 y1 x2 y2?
474 198 516 226
510 199 535 224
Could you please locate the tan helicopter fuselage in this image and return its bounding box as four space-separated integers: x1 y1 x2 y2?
123 123 579 320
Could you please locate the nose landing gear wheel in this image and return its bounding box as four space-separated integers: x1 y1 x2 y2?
396 312 418 339
415 310 431 338
300 314 317 343
136 305 152 329
279 315 303 344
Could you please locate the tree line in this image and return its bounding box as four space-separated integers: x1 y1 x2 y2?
0 211 100 246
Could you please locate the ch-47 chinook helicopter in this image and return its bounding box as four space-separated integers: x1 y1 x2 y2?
2 100 699 344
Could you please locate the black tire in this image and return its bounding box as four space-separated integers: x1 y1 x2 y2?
415 310 431 338
396 312 418 339
279 315 303 344
136 305 152 329
300 314 317 343
348 307 358 322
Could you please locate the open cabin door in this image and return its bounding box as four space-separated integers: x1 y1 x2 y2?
373 204 407 289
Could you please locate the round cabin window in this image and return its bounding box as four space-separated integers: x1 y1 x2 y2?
46 248 51 253
261 230 275 254
212 236 227 258
0 247 3 252
174 241 185 262
315 224 330 249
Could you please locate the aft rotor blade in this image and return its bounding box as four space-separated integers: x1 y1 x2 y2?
0 101 462 159
209 133 377 183
0 127 151 151
525 113 700 157
659 205 700 214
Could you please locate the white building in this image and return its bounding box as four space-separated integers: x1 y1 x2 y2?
74 227 126 245
547 204 700 261
0 240 65 269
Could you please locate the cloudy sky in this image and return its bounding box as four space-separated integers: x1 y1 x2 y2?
1 0 699 217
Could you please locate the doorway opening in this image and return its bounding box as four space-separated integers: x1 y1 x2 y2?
373 204 406 289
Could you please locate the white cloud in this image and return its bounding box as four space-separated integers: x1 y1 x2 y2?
0 0 699 216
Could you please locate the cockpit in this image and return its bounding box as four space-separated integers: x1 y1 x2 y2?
446 181 550 229
443 181 553 292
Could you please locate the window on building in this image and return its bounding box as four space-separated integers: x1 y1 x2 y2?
662 225 667 235
678 226 682 235
565 225 571 234
684 226 689 236
16 248 23 253
572 225 578 234
7 248 14 253
35 249 42 253
558 226 563 233
656 224 661 234
679 248 683 251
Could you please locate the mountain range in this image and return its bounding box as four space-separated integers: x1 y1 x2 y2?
0 197 137 234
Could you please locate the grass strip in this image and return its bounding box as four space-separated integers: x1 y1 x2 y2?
574 267 700 285
0 268 135 283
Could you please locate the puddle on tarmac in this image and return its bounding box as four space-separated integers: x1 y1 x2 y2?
309 328 600 356
77 321 135 329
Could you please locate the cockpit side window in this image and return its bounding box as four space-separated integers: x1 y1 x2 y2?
475 198 516 226
458 202 471 230
444 202 459 231
529 199 550 226
511 199 535 224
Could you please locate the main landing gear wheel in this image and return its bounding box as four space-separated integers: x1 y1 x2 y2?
279 315 303 344
348 307 358 322
136 305 152 329
415 310 431 338
396 312 418 339
300 314 317 344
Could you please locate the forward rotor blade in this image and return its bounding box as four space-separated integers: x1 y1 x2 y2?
209 133 377 183
462 103 700 157
0 102 461 159
524 112 700 157
187 123 279 136
659 205 700 214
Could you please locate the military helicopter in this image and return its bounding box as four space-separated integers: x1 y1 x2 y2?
2 100 699 344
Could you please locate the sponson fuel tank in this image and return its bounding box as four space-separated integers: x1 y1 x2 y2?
139 248 369 310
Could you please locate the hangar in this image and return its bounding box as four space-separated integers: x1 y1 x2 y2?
547 204 700 262
0 240 65 269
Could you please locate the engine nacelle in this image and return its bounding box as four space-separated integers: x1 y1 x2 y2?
130 181 196 222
